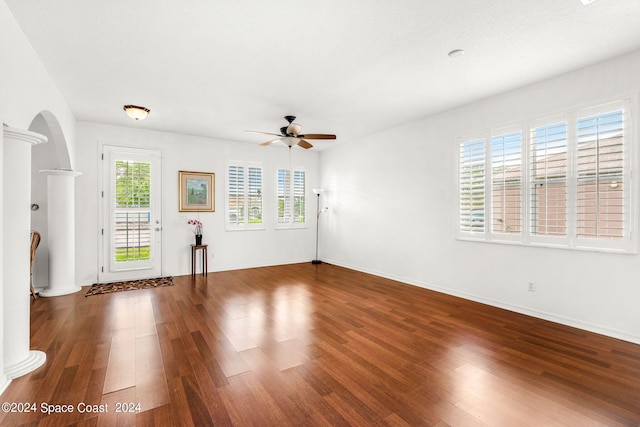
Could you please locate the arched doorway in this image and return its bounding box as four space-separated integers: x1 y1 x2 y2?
29 111 72 292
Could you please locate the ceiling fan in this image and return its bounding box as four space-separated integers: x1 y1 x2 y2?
245 116 336 149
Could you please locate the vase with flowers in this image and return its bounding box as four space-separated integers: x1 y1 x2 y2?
187 219 203 245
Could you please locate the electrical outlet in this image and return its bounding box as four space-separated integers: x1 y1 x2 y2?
528 281 536 292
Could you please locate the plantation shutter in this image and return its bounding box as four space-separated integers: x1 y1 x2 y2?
227 162 263 228
530 121 568 237
277 168 306 226
576 106 625 240
491 131 522 235
459 138 486 233
457 98 633 252
277 169 291 224
227 165 245 225
293 170 306 224
247 166 263 224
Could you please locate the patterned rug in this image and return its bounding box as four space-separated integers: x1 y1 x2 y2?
85 276 174 297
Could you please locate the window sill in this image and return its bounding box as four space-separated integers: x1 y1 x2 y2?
225 226 266 232
455 236 637 255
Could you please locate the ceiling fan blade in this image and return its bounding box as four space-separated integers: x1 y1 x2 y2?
298 134 336 140
297 139 313 149
260 139 280 146
245 130 283 137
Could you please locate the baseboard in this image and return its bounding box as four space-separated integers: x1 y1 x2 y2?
171 258 313 277
323 258 640 345
78 259 314 288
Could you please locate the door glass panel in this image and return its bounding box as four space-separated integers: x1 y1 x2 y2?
114 160 152 263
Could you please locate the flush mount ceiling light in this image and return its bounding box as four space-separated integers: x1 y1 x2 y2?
579 0 598 4
448 49 465 59
123 105 150 121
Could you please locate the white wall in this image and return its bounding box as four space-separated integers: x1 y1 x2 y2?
0 1 76 163
320 48 640 344
75 122 320 285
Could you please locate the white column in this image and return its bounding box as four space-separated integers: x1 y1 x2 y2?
0 127 6 394
38 170 82 297
2 126 46 379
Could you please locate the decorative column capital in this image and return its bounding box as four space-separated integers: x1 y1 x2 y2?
3 126 47 146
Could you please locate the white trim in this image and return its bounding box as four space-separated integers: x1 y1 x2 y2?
4 351 46 380
99 144 163 282
456 235 635 255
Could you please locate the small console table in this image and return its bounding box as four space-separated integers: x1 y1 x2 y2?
191 244 208 277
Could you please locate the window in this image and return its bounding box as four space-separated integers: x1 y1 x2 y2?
530 120 568 239
491 131 522 236
457 99 634 252
226 162 263 229
277 168 306 227
576 108 624 240
459 138 486 234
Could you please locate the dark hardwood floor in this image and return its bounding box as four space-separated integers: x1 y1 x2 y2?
2 263 639 426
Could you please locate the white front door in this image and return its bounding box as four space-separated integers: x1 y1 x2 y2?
100 145 162 282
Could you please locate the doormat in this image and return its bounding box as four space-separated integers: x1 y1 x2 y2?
85 276 174 297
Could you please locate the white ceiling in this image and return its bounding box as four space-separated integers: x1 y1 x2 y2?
6 0 640 150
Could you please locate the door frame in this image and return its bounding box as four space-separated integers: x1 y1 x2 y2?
98 144 163 283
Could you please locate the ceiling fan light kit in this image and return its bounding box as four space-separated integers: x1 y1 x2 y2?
287 123 302 136
245 115 336 149
282 137 301 147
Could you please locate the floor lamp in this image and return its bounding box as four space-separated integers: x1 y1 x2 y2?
312 188 326 264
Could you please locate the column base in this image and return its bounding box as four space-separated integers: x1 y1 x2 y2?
5 350 46 379
311 260 323 264
38 285 82 297
0 375 11 395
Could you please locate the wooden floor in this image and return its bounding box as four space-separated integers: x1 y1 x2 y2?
2 263 640 426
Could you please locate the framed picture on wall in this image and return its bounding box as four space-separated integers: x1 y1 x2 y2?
178 171 215 212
